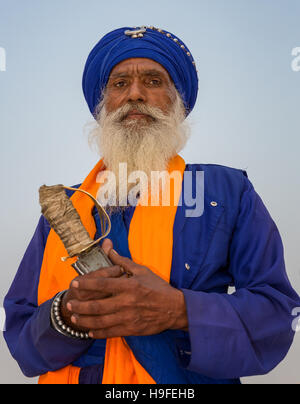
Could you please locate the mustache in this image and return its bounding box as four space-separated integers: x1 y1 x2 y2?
108 103 167 124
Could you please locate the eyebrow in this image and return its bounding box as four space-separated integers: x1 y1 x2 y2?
109 69 167 79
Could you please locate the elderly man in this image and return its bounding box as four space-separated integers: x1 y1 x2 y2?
4 26 300 384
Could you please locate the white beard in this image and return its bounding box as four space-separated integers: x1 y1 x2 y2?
88 91 190 211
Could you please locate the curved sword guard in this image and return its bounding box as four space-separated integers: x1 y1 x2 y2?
61 186 111 261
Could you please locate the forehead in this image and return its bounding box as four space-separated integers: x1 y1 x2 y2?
109 58 171 79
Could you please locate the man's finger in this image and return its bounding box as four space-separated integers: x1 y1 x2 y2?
71 266 124 290
71 312 121 330
108 250 135 274
89 265 124 279
89 325 130 339
101 238 114 256
72 276 128 294
68 295 124 316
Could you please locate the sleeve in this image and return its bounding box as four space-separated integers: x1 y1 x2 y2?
181 173 300 379
3 216 93 378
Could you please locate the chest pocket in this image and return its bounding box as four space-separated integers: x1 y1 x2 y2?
171 196 231 290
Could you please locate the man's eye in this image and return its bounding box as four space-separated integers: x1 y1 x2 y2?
115 81 126 88
149 79 161 86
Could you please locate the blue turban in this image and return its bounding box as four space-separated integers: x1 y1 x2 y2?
82 26 199 117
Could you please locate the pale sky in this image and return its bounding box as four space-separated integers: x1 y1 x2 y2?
0 0 299 384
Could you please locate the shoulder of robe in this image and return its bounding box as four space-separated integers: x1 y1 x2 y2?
186 163 250 205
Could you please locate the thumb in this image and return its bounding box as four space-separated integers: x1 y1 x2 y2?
108 249 135 276
101 238 114 256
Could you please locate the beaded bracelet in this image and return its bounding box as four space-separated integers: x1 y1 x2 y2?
50 291 90 340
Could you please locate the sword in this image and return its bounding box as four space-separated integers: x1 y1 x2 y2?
39 184 113 276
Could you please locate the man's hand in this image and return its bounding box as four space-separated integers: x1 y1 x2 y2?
60 262 125 332
62 239 188 338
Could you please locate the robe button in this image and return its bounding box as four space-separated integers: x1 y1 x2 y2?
210 201 218 207
185 263 191 270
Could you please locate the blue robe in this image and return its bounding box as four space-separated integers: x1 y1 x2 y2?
3 164 300 383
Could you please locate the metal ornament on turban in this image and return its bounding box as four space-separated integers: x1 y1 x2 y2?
82 26 199 117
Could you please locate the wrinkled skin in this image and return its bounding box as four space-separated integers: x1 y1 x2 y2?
61 239 188 338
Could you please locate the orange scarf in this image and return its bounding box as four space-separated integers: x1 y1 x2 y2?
38 155 185 384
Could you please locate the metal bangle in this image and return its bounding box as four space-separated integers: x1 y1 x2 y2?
50 291 90 340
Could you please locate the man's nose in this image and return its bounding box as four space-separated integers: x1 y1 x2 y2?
126 79 147 103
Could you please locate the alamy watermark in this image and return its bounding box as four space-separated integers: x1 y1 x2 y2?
96 164 205 218
292 307 300 333
0 307 6 332
0 47 6 72
291 47 300 72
